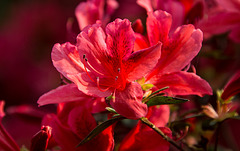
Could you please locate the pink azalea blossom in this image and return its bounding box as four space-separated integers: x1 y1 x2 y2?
0 101 20 151
119 105 171 151
42 101 114 151
197 0 240 42
51 19 162 119
75 0 119 30
134 10 212 96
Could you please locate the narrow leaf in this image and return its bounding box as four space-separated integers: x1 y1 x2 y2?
146 96 189 107
76 116 125 147
142 86 169 103
148 86 169 97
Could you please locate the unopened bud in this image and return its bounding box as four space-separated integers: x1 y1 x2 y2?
30 125 52 151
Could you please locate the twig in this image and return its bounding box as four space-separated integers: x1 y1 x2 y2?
140 117 186 151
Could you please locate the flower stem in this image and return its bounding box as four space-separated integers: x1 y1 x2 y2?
140 117 185 151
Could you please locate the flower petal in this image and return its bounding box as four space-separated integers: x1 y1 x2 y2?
51 42 110 97
229 25 240 43
161 25 202 72
133 33 150 51
110 82 148 119
149 71 212 97
221 70 240 100
75 1 102 30
44 110 114 151
0 101 5 119
137 0 153 12
68 73 113 97
147 10 172 46
68 106 97 139
106 18 135 60
52 42 84 80
37 84 92 106
44 114 82 151
126 42 162 81
77 23 109 76
147 24 203 79
119 124 171 151
197 12 240 40
132 19 144 34
147 105 170 127
216 0 240 13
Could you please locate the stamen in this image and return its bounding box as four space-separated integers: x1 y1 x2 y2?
83 54 105 76
115 76 118 81
117 68 120 73
96 77 110 92
82 56 96 83
82 54 112 90
86 60 104 76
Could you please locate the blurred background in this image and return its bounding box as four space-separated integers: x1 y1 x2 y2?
0 0 81 148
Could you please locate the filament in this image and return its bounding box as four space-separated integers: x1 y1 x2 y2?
82 56 96 84
96 77 111 92
86 60 105 76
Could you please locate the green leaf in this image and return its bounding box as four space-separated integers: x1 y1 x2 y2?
148 87 169 97
146 96 189 107
76 116 125 147
142 86 169 103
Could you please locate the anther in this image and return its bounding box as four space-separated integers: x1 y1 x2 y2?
117 68 120 73
115 76 118 80
83 54 86 59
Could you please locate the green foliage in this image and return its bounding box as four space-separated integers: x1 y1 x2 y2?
76 116 125 147
146 96 189 107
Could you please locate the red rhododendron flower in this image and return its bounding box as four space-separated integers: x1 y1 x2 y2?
119 105 171 151
52 19 162 119
75 0 119 30
134 10 212 96
43 102 114 151
39 86 113 150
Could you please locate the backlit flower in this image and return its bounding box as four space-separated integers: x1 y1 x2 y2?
52 19 162 119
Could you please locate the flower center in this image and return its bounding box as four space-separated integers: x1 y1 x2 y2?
82 54 121 92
